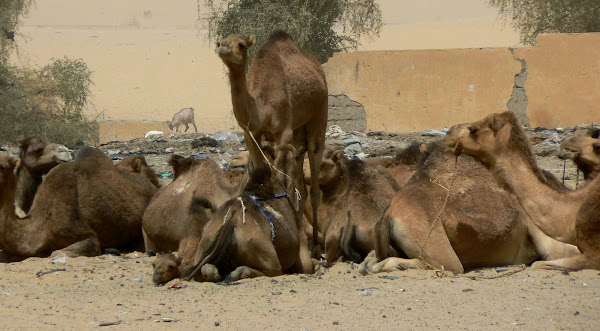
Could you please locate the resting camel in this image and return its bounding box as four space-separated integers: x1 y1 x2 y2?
178 145 314 283
360 142 579 274
558 128 600 183
368 142 424 187
0 147 158 258
16 138 72 214
304 148 400 264
144 155 238 283
444 111 600 271
217 30 328 257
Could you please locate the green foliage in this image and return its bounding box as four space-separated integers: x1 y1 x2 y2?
198 0 382 64
487 0 600 44
0 0 33 63
0 0 98 144
0 58 99 145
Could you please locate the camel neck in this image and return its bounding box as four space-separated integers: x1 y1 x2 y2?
227 66 253 127
492 152 594 244
15 168 41 213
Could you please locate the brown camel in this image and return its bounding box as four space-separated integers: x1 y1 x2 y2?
558 128 600 183
368 142 425 187
360 142 579 274
304 148 400 264
143 155 239 283
0 147 158 258
180 145 314 283
444 111 600 271
16 138 72 214
216 30 328 257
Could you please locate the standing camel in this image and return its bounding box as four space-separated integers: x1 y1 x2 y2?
216 30 328 257
444 111 600 271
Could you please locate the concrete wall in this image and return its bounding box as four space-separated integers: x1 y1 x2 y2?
324 33 600 132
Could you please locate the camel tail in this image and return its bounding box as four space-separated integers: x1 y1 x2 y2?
185 206 236 280
374 214 398 260
339 211 362 263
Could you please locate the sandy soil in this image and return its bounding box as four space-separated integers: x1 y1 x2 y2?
0 255 598 330
1 129 599 330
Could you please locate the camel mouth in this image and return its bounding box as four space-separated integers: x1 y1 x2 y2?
557 148 577 160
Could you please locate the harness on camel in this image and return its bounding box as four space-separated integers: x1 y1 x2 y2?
247 192 289 241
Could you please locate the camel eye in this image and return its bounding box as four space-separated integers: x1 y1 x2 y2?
238 42 245 49
168 265 175 270
469 127 478 135
216 42 221 47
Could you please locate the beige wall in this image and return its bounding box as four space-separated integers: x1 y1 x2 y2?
323 48 520 132
324 33 600 132
515 33 600 128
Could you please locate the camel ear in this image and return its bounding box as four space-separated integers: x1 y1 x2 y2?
247 35 256 47
132 158 143 173
10 157 21 173
332 150 343 163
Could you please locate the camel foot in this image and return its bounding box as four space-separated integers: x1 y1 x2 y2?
198 263 221 283
358 250 378 275
531 254 597 271
229 266 268 281
51 238 101 258
311 245 323 260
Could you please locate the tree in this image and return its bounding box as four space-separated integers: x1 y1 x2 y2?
487 0 600 44
198 0 382 64
0 0 33 63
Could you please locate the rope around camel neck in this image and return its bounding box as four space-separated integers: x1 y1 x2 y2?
242 124 302 211
417 154 459 268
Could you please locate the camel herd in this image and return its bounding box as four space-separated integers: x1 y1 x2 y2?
1 31 599 286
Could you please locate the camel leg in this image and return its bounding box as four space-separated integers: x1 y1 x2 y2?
194 263 221 282
243 130 268 171
359 250 430 275
192 121 198 132
229 266 269 281
184 124 189 132
306 114 327 259
531 254 597 271
324 221 342 264
525 217 580 260
50 237 101 258
142 228 158 256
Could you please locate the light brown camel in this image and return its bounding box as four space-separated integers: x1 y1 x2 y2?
304 148 400 264
180 145 314 283
217 30 328 257
444 111 600 271
143 155 239 284
16 138 72 214
368 142 425 187
359 142 579 274
558 128 600 183
0 147 158 258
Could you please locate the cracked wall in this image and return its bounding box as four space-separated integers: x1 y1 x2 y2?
328 95 367 132
507 49 529 127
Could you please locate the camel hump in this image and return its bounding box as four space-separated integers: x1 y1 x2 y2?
267 30 293 43
75 146 106 161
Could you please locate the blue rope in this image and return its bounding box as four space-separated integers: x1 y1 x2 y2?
247 192 289 241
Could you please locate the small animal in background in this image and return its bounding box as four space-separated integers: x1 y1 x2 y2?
168 107 198 132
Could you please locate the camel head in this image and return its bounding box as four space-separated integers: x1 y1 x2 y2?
216 34 256 68
0 155 20 187
116 155 160 188
17 138 72 175
152 252 181 285
559 135 600 176
443 111 528 167
304 148 343 187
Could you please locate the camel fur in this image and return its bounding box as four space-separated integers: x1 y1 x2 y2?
558 128 600 183
16 138 72 214
216 30 328 258
444 111 600 271
360 142 579 274
182 145 314 283
0 147 158 258
304 148 400 264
